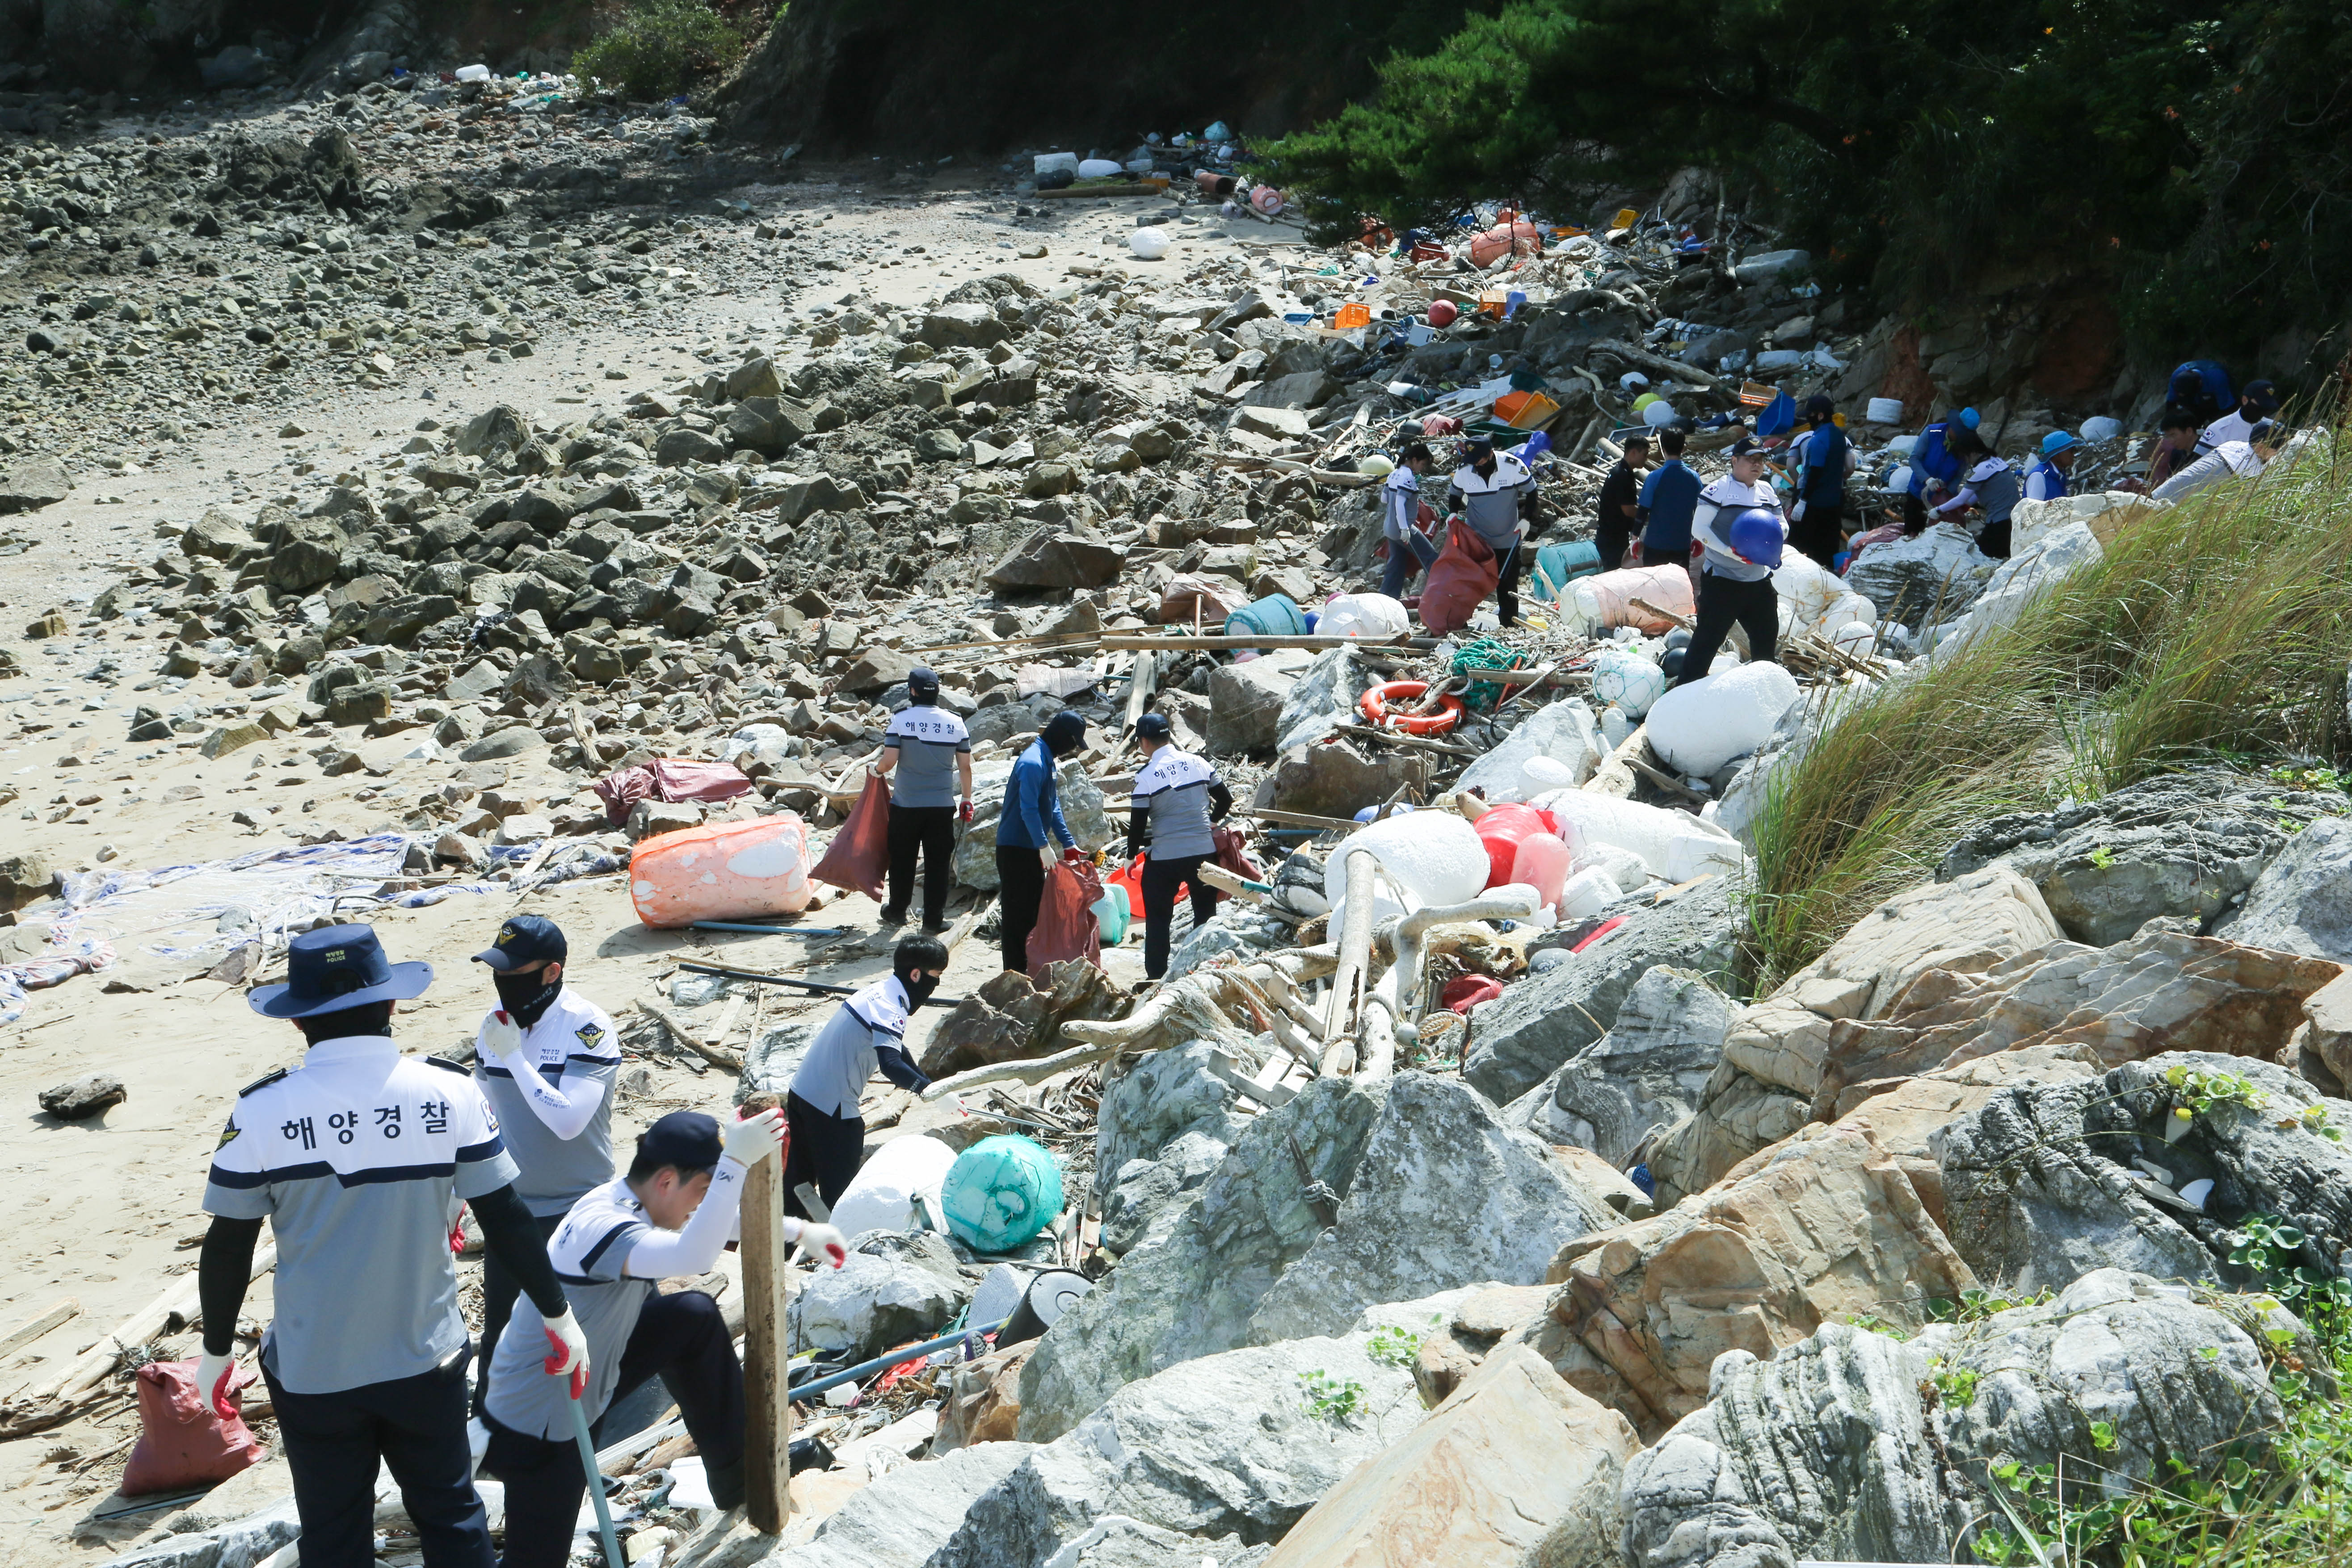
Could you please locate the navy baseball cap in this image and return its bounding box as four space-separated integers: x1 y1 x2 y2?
472 913 568 972
1136 712 1172 741
1729 436 1764 458
906 665 940 698
2244 379 2280 412
1464 436 1496 459
636 1110 723 1173
251 924 433 1019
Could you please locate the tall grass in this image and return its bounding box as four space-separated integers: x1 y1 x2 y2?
1747 421 2352 983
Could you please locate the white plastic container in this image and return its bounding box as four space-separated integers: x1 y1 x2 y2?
1866 396 1906 425
1532 789 1746 883
1317 592 1411 641
454 63 491 83
2079 416 2121 442
1322 811 1488 920
1129 227 1171 260
829 1134 956 1240
1033 152 1079 177
1557 867 1623 919
1645 660 1802 778
1077 158 1123 178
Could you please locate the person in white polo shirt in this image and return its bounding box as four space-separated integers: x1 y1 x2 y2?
197 924 586 1568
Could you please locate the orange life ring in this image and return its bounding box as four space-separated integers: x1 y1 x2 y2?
1359 681 1464 736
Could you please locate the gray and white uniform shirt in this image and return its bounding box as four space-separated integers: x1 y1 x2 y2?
790 974 914 1119
1689 476 1785 582
1131 746 1222 860
474 987 622 1219
881 703 971 809
204 1038 517 1394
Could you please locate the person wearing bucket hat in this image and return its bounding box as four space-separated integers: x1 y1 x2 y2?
870 665 973 934
1929 427 2023 558
2025 430 2080 502
994 710 1089 975
1901 406 1980 534
1785 395 1855 569
196 924 585 1568
465 915 622 1423
1128 711 1235 980
1677 437 1788 687
2197 378 2281 455
483 1107 837 1568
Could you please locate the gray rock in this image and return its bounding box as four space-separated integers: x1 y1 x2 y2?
655 427 729 466
765 1441 1036 1567
923 303 1012 350
1271 646 1372 755
1095 1043 1253 1204
454 404 530 458
939 1334 1421 1568
39 1074 126 1121
1620 1269 2285 1568
1844 521 1994 631
1265 740 1426 822
1101 1131 1231 1257
986 529 1126 591
953 760 1116 890
0 457 71 513
1502 965 1734 1164
1238 370 1342 410
786 1229 971 1360
460 726 544 763
1205 649 1313 755
1033 1518 1267 1567
968 694 1069 748
1021 1073 1607 1442
2213 812 2352 960
0 850 55 912
1464 877 1742 1106
1940 766 2331 946
1939 1049 2352 1294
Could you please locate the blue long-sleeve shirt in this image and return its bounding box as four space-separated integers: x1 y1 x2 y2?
995 737 1075 850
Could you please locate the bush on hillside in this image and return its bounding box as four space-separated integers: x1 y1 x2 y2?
572 0 744 101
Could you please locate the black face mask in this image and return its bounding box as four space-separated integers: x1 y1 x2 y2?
494 969 562 1029
901 971 940 1010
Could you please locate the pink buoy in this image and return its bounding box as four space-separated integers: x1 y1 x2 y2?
1510 832 1573 911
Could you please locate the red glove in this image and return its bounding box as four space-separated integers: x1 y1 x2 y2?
448 1203 468 1257
543 1308 590 1400
194 1352 238 1421
958 800 974 824
1062 846 1087 862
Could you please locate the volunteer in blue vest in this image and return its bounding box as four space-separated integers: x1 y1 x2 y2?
1634 426 1701 577
2196 379 2280 454
995 709 1088 975
1446 436 1545 627
1377 441 1439 600
466 914 620 1425
198 925 585 1568
1929 430 2022 558
1786 395 1855 568
2024 431 2079 503
871 665 973 934
1127 712 1237 981
483 1109 845 1568
782 933 942 1218
1676 438 1788 687
1902 407 1979 534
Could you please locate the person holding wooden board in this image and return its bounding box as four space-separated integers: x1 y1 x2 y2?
480 1109 844 1568
196 924 587 1568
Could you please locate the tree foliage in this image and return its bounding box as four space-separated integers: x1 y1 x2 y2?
1269 0 2352 362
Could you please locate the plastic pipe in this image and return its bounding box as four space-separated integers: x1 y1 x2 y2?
789 1318 1013 1400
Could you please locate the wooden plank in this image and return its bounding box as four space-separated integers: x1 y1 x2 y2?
1320 849 1378 1074
740 1091 790 1536
1099 634 1423 652
0 1299 77 1361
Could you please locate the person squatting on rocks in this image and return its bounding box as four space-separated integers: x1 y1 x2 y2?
197 925 588 1568
1126 712 1235 981
1929 427 2022 559
465 914 619 1426
1446 435 1547 627
1376 441 1439 600
1784 394 1856 569
1677 437 1788 687
480 1109 845 1568
994 709 1089 975
871 664 973 934
1593 431 1650 571
782 933 942 1219
1901 405 1980 534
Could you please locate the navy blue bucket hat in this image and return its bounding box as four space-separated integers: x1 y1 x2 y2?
250 924 434 1019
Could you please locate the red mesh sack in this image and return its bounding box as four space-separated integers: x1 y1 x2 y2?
1028 858 1105 981
809 772 890 900
122 1359 265 1496
1418 519 1499 635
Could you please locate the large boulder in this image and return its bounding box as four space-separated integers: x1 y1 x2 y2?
1501 965 1735 1165
985 529 1126 590
1262 1341 1637 1568
919 962 1133 1079
1844 520 1994 630
0 457 72 513
1463 876 1742 1107
1271 646 1373 755
2213 811 2352 960
1264 740 1427 822
933 1333 1421 1568
952 759 1118 889
1019 1074 1611 1442
922 303 1011 349
1940 1050 2352 1294
1939 767 2337 946
1094 1041 1257 1204
1619 1270 2289 1568
1206 649 1313 755
785 1230 970 1359
1453 698 1605 800
703 1440 1035 1568
1537 1125 1976 1439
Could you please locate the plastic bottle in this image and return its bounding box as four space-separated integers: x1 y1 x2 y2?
1510 832 1573 910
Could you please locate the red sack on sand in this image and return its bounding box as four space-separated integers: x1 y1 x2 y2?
1028 858 1104 981
1418 519 1499 635
809 773 890 900
1212 824 1261 885
122 1359 265 1497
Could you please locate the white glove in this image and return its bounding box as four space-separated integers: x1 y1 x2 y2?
481 1009 524 1061
194 1351 237 1421
791 1220 847 1269
541 1307 590 1399
723 1106 786 1167
1039 845 1055 870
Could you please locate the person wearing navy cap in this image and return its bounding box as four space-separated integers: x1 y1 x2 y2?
2197 379 2281 455
466 915 621 1424
483 1109 844 1568
871 665 973 934
1128 711 1234 981
197 924 585 1568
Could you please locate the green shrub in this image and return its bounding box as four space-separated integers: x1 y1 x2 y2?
572 0 744 101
